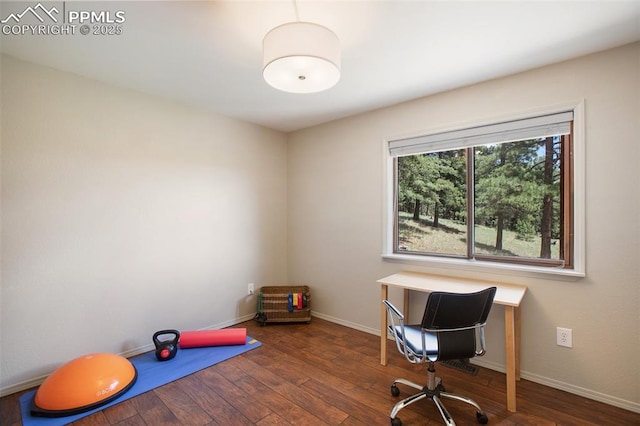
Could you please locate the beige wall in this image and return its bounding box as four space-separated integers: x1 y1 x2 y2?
0 55 288 392
287 43 639 411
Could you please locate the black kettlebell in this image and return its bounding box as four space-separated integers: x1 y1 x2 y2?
153 329 180 361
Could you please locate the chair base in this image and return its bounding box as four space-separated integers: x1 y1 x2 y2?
389 375 488 426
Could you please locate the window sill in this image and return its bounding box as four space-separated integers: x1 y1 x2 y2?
382 253 585 282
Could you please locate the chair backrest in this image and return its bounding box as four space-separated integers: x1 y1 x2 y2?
421 287 497 361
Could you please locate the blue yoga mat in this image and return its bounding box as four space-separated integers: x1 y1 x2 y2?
19 336 261 426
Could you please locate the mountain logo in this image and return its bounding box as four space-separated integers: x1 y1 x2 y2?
1 3 59 24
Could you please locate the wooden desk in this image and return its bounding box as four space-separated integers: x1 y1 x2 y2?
378 271 527 412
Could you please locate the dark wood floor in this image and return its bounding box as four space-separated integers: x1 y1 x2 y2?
2 318 639 425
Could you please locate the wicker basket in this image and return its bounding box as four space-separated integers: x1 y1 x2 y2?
255 285 311 325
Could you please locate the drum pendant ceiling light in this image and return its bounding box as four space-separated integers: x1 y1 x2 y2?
263 21 341 94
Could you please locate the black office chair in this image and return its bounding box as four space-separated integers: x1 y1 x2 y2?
383 287 497 426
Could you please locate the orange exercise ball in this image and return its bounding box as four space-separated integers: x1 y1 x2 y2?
31 352 137 417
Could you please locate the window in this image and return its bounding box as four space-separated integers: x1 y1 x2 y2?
384 106 585 277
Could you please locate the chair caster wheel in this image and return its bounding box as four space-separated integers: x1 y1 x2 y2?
390 384 400 397
391 417 402 426
476 411 488 424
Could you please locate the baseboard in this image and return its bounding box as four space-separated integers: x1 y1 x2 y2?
310 311 380 336
519 369 640 414
0 314 257 398
468 358 640 414
311 312 640 415
0 375 48 399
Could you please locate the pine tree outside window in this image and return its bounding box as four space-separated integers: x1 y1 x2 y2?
385 106 585 276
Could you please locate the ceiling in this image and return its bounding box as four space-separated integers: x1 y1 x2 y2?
1 1 639 132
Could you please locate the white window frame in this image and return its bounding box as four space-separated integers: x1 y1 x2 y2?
382 101 586 280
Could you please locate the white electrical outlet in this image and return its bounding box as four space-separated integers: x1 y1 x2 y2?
248 283 255 295
556 327 572 348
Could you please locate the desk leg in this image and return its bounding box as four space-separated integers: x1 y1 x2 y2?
515 306 521 380
381 284 388 366
505 306 518 412
403 288 410 319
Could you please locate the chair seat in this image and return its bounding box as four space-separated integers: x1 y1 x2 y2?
392 325 438 360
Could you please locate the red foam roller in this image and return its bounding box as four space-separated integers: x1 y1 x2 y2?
179 328 247 348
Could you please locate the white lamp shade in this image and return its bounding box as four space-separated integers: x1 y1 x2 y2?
263 22 341 93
